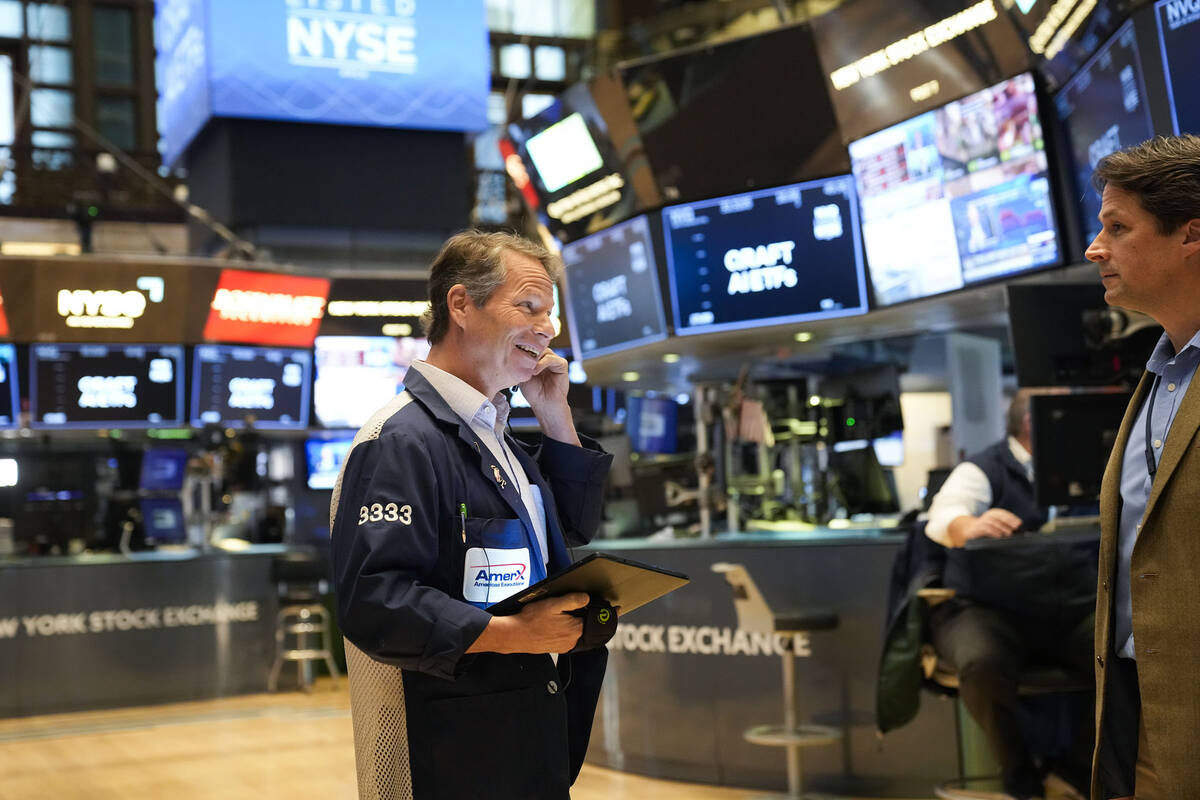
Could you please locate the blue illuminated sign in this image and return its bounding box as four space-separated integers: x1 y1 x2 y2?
1156 0 1200 135
155 0 488 165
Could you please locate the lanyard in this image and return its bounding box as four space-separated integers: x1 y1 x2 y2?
1143 374 1162 482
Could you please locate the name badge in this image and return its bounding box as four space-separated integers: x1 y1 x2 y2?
463 547 531 603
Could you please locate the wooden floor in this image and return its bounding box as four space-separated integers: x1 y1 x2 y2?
0 681 809 800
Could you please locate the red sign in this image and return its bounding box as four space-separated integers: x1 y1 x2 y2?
0 290 8 338
203 269 330 346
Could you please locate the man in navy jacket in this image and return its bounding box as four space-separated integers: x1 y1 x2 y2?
331 231 613 800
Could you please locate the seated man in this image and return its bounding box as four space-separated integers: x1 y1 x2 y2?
926 391 1095 800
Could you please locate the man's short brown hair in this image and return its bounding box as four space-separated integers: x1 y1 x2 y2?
1092 134 1200 235
420 230 562 345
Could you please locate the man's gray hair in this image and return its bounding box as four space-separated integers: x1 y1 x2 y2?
420 230 563 345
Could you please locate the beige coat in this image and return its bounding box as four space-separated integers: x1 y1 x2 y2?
1092 371 1200 799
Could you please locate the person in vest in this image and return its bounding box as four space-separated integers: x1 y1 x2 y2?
926 391 1096 800
329 231 613 800
1085 134 1200 800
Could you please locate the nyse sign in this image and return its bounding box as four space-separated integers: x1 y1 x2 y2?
286 0 419 76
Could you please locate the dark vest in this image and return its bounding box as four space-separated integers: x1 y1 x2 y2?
943 440 1096 618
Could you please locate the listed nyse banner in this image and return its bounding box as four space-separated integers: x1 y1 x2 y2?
1157 0 1200 135
156 0 488 164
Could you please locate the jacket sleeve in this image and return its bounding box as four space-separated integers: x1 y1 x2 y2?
331 430 492 680
535 433 612 547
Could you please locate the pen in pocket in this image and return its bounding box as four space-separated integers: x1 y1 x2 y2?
459 503 467 543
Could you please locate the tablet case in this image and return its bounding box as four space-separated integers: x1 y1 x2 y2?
486 552 689 616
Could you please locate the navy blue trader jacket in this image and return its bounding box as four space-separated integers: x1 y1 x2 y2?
331 367 613 800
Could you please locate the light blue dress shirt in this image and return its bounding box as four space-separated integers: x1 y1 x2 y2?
1114 328 1200 659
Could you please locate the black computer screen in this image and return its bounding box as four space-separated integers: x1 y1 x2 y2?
0 344 18 427
849 72 1063 307
191 344 312 429
1031 392 1131 505
561 214 668 359
30 344 184 429
1155 0 1200 135
661 175 868 334
827 441 899 515
1056 20 1155 246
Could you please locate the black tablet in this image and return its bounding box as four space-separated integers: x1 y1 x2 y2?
486 552 689 616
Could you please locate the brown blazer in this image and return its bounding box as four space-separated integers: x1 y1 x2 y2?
1092 371 1200 799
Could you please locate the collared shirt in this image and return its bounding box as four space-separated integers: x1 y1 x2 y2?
408 361 549 566
1114 329 1200 659
925 437 1033 547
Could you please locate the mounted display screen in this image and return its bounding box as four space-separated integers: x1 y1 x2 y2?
30 344 185 429
661 175 868 335
561 215 668 359
1056 20 1155 246
1156 0 1200 135
0 344 18 428
306 436 355 490
849 72 1062 307
314 335 429 429
191 344 312 430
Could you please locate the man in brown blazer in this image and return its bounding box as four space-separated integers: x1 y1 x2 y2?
1084 134 1200 799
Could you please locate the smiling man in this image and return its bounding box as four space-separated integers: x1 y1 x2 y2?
1084 134 1200 800
330 231 612 800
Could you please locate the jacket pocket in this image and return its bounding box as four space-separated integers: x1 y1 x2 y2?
426 684 570 800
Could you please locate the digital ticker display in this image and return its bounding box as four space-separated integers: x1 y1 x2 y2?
849 73 1062 307
191 345 312 430
1057 21 1155 246
661 176 868 335
561 215 668 359
1156 0 1200 135
30 344 185 429
0 344 19 427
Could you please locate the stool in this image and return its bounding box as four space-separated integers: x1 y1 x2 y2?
267 550 340 692
712 562 843 799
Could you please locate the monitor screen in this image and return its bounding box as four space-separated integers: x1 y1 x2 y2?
662 175 868 335
314 336 429 429
140 497 188 545
849 72 1062 307
625 395 679 454
561 215 669 359
30 344 185 429
305 436 354 490
524 113 606 194
140 449 189 492
0 343 18 427
1155 0 1200 135
191 344 312 430
1031 391 1131 505
827 439 899 515
1056 20 1155 246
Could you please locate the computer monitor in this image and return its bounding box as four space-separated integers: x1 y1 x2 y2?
1055 19 1155 248
29 343 185 429
1031 392 1131 506
139 497 187 545
625 395 679 455
561 214 669 359
849 72 1063 307
661 175 868 334
139 449 189 492
0 343 19 428
827 440 899 515
191 344 312 429
1154 0 1200 136
305 436 355 490
313 335 429 429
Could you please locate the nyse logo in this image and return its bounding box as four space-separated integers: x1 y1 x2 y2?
57 276 165 329
286 0 419 76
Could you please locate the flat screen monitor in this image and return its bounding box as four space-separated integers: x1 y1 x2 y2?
849 72 1063 307
1156 0 1200 135
139 449 189 492
561 215 668 359
139 497 187 545
525 113 606 194
1056 20 1155 247
191 344 312 430
661 175 868 335
0 343 18 427
314 336 429 429
305 436 354 490
625 395 679 454
30 344 185 429
1031 392 1131 505
827 440 899 515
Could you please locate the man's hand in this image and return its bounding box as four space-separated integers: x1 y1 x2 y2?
947 508 1024 547
466 592 589 655
519 351 580 445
